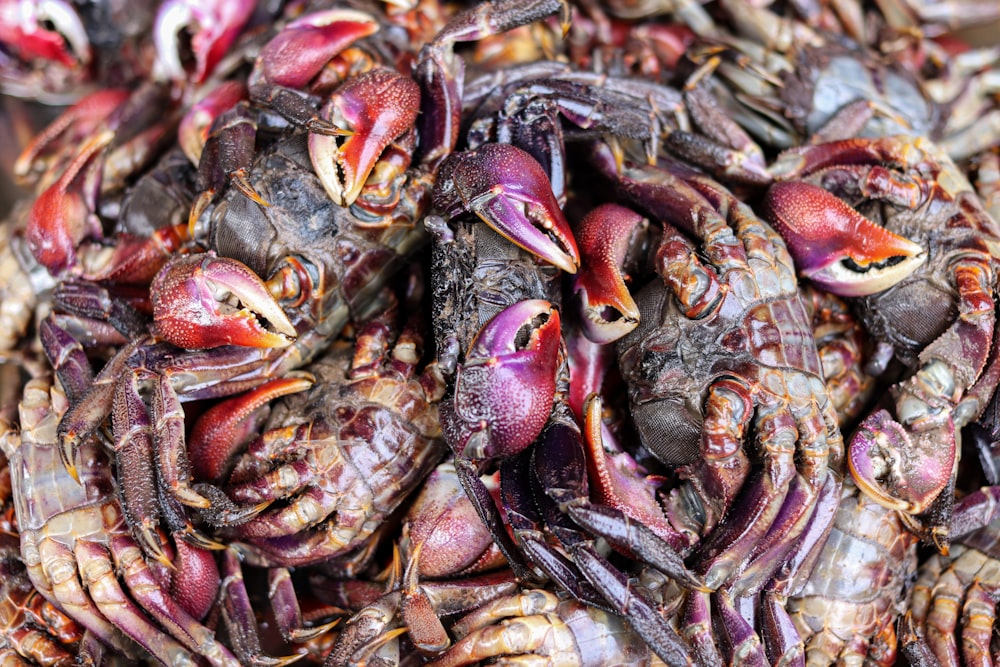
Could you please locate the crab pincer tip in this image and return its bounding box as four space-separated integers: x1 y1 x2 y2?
572 203 644 344
59 436 81 484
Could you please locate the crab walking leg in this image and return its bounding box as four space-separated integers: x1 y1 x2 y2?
680 590 722 667
433 590 669 667
716 591 768 666
760 593 806 667
73 540 206 666
673 378 753 538
26 538 129 655
693 391 798 587
732 472 843 598
112 372 165 565
961 581 994 667
924 566 963 665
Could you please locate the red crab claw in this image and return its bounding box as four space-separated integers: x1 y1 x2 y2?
572 203 645 344
179 81 247 166
151 253 297 349
848 409 955 516
154 0 255 84
254 9 380 89
444 300 562 461
25 129 113 274
763 181 926 297
435 143 580 274
309 68 420 207
0 0 91 68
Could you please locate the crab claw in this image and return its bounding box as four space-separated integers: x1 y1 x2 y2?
179 81 247 165
25 129 113 273
848 409 955 515
763 181 926 297
435 143 580 274
572 203 645 344
0 0 91 68
309 68 420 207
154 0 255 83
151 253 297 349
254 9 379 89
443 300 562 461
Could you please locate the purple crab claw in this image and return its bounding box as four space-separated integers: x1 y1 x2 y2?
309 68 420 206
0 0 91 68
763 181 926 297
444 300 562 461
434 143 580 274
848 409 955 516
151 253 297 349
154 0 255 83
572 203 645 344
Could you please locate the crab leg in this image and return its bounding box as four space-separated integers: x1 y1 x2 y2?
528 411 704 664
72 540 200 666
217 549 301 666
961 581 994 667
110 535 236 665
28 538 129 656
112 373 166 565
414 0 570 169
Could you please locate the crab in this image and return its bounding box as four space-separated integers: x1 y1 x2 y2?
189 290 448 570
673 0 1000 163
49 84 439 559
762 135 1000 543
585 145 843 595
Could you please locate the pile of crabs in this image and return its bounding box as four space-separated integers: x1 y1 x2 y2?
4 0 1000 664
